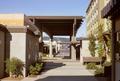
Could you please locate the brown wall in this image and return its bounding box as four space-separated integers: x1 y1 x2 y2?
0 26 11 78
25 30 39 75
0 30 5 78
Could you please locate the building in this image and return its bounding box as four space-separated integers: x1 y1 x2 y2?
86 0 102 36
0 14 40 77
102 0 120 81
86 0 112 62
86 0 111 37
0 14 83 78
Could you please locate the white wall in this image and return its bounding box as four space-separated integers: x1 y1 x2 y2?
10 33 26 62
81 40 91 57
80 40 91 63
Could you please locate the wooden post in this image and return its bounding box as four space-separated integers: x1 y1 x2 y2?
111 18 116 81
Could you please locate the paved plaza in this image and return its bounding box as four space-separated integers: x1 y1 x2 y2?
21 59 107 81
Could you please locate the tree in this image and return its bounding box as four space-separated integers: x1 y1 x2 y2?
89 34 96 57
97 24 104 57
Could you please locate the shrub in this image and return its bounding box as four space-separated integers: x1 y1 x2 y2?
86 63 97 69
29 62 43 75
5 57 24 77
95 67 104 76
103 61 112 67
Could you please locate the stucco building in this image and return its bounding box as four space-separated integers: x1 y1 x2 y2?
0 14 40 77
86 0 112 62
0 14 83 78
86 0 111 37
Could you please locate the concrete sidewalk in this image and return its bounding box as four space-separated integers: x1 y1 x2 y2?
21 59 107 81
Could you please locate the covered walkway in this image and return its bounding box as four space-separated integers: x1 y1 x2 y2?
28 16 83 60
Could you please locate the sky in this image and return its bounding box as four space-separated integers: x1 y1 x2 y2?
0 0 89 37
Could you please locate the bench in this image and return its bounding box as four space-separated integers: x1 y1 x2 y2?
83 57 102 64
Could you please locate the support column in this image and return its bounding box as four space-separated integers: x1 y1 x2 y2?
39 27 43 60
55 42 58 54
49 36 53 58
71 18 77 61
70 36 72 59
111 18 116 81
71 36 76 61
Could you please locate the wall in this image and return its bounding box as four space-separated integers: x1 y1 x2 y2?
0 14 24 26
80 40 99 63
26 31 39 75
10 33 26 62
10 33 26 76
80 40 91 57
0 31 5 78
115 62 120 81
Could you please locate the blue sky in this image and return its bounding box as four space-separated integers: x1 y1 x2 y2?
0 0 89 37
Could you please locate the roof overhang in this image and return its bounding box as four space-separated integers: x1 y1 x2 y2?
28 16 84 36
101 0 120 18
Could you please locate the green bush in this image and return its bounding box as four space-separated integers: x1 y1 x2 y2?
5 57 24 77
29 62 43 75
103 61 112 67
95 67 104 76
86 63 97 69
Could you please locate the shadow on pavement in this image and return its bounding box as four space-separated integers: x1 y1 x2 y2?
63 56 71 59
35 76 108 81
43 62 65 70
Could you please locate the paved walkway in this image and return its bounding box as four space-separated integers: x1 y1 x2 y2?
21 59 107 81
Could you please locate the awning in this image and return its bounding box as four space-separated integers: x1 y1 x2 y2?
28 16 84 36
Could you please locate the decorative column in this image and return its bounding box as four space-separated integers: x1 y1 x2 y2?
71 18 77 61
49 36 53 58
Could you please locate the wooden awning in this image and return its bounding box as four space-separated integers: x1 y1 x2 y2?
28 16 84 36
101 0 120 18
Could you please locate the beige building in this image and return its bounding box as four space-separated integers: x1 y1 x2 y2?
86 0 111 37
0 14 40 77
0 14 83 78
86 0 112 61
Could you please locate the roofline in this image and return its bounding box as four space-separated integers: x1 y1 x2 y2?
86 0 93 13
28 16 84 20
